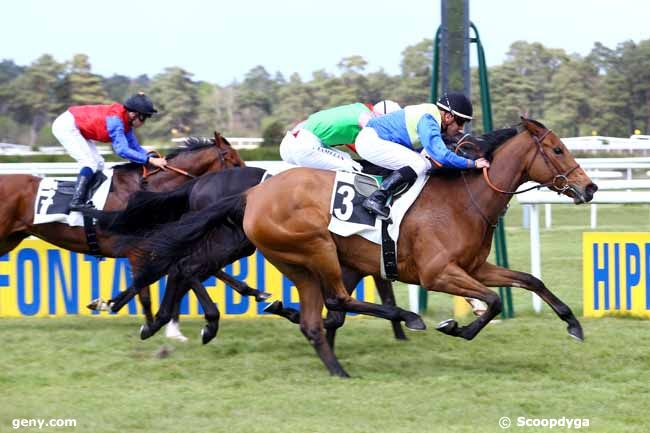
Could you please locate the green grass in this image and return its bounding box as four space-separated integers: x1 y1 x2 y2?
0 203 648 433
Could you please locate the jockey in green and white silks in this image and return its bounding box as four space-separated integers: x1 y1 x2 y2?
280 100 401 172
356 92 490 219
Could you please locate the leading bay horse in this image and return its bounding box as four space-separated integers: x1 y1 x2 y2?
133 118 597 377
0 132 246 327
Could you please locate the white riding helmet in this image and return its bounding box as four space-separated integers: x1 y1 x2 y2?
372 100 401 115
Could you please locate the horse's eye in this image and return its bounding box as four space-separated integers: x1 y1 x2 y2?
553 147 563 155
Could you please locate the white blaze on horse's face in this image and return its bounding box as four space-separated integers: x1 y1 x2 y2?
525 123 598 204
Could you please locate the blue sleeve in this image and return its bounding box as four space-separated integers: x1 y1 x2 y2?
125 129 148 154
106 116 149 164
418 114 475 169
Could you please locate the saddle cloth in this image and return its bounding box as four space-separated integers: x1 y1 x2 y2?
33 169 114 227
327 171 428 245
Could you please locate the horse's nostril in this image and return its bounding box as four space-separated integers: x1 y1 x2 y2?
585 183 598 200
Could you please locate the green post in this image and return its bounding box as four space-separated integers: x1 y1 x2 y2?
422 20 514 319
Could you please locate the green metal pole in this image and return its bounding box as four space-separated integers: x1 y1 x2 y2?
430 27 441 103
471 22 514 318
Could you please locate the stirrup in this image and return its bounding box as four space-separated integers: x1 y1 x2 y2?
362 197 390 219
69 201 94 211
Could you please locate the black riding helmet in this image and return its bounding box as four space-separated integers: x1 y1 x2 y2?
436 92 473 123
123 92 158 116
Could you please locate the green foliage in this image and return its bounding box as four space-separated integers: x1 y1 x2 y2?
237 145 280 161
261 117 286 147
146 67 199 139
1 37 650 150
60 54 109 106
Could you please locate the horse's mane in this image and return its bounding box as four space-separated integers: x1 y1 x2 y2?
112 136 217 172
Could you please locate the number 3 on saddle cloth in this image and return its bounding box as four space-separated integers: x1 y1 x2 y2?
327 170 428 280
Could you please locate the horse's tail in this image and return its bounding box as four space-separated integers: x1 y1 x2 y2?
126 193 246 274
83 179 197 235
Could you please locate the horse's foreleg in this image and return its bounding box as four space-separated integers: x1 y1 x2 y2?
141 270 187 340
423 264 502 341
215 269 271 302
373 276 407 341
473 262 583 341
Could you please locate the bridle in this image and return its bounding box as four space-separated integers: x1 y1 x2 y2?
458 127 580 229
481 128 580 195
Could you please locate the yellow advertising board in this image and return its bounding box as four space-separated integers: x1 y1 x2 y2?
583 232 650 318
0 239 375 318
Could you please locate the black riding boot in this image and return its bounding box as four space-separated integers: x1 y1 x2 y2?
69 170 94 211
362 166 417 219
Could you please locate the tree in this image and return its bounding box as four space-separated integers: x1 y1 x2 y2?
542 56 596 136
235 66 280 133
147 67 199 139
5 54 64 147
396 38 433 105
60 54 108 106
103 74 132 103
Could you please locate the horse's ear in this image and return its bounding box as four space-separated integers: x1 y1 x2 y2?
213 131 227 148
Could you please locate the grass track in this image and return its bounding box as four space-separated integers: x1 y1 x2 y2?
0 202 648 433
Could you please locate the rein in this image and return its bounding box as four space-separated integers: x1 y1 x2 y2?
481 129 580 195
457 127 579 228
141 144 230 181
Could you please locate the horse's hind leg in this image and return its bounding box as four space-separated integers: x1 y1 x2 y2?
423 263 502 340
316 259 425 332
137 285 154 325
473 262 583 341
263 300 301 323
273 261 350 377
323 266 363 351
215 269 271 302
187 277 220 345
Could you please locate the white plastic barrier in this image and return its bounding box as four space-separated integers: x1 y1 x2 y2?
516 188 650 313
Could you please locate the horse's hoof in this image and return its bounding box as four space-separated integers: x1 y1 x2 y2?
201 327 217 345
263 300 283 314
255 291 272 302
403 312 426 331
140 324 154 340
86 298 109 311
436 319 459 336
568 324 584 342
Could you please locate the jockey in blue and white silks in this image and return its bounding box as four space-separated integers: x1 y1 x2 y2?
355 92 490 219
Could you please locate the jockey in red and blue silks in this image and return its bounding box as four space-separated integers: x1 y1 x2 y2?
51 92 167 211
355 92 490 219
